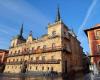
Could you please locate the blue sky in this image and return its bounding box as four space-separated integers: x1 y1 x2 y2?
0 0 100 53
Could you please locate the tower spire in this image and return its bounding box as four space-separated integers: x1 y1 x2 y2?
55 6 61 22
20 24 23 37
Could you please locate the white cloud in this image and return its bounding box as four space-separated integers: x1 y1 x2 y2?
77 0 98 35
0 0 50 25
0 24 18 36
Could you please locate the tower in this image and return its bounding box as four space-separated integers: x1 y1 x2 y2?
20 24 23 37
10 24 25 48
55 6 61 22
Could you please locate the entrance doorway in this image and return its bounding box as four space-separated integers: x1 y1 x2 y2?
64 61 67 73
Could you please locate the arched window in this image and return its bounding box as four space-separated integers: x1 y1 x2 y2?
47 67 49 70
42 66 44 70
36 66 38 70
43 45 46 50
52 31 56 36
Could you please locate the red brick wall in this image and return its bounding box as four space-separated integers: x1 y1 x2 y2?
88 29 100 64
0 51 8 63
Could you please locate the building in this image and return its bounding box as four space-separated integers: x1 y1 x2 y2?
82 53 90 73
0 49 8 64
84 24 100 73
4 8 83 74
0 49 8 73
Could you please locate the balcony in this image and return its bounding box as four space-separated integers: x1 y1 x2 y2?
5 51 34 57
6 46 71 58
36 46 71 53
6 61 22 65
29 59 60 64
6 59 60 65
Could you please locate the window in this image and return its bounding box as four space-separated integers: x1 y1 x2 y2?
97 45 100 53
52 31 56 36
64 32 66 35
51 67 53 71
31 57 33 61
36 57 39 61
7 66 9 69
52 43 56 49
42 66 44 70
27 48 29 51
98 61 100 67
15 51 17 53
21 58 23 61
10 51 12 54
12 43 14 47
47 67 49 70
9 59 10 63
15 66 17 69
18 50 20 53
96 30 100 39
37 46 40 50
13 59 15 62
30 66 32 69
16 59 18 62
51 56 54 60
43 45 46 50
32 47 34 51
36 66 38 70
42 56 45 61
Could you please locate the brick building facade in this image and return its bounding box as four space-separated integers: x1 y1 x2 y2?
0 49 8 64
85 24 100 72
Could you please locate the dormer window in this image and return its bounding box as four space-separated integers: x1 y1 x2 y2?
95 30 100 39
52 31 56 36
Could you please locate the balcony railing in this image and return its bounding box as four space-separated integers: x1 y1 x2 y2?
6 61 22 65
6 46 71 57
6 59 60 65
29 59 60 64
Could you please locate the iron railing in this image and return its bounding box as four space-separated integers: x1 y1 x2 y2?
6 46 71 58
6 59 60 65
